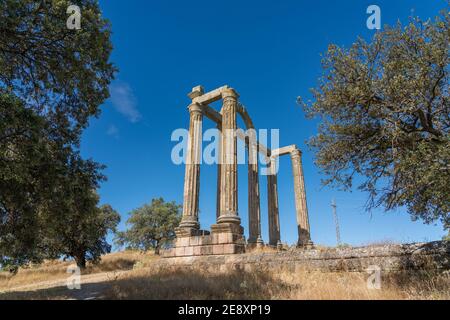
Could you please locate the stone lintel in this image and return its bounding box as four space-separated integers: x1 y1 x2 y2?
188 85 205 100
201 104 271 161
192 85 230 105
203 104 222 123
271 145 298 158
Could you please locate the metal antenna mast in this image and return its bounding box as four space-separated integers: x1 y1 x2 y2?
331 198 341 246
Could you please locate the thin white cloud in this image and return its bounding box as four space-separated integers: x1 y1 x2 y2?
107 124 119 138
110 81 141 123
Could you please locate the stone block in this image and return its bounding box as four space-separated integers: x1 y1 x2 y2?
222 244 235 254
176 237 190 247
189 237 200 246
223 244 245 254
175 227 203 238
175 247 185 256
161 248 174 258
200 245 213 255
213 244 225 255
211 233 220 244
184 246 194 256
211 223 244 235
193 246 202 256
199 236 212 246
218 233 233 244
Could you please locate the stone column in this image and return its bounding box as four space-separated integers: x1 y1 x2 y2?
217 88 241 226
267 158 280 246
177 103 203 235
247 132 263 245
216 124 222 220
291 149 313 247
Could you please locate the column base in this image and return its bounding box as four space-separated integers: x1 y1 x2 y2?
276 240 284 251
268 241 278 247
217 212 241 225
246 239 265 251
247 236 264 246
175 227 205 238
163 219 246 258
211 222 243 235
164 226 245 258
297 240 314 249
178 215 200 227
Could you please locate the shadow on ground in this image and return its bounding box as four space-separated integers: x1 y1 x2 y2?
0 269 293 300
0 281 113 300
103 269 295 299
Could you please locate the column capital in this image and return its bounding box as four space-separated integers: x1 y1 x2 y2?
221 87 239 100
290 148 302 159
188 103 203 114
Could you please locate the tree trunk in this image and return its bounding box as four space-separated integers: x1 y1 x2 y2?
154 242 160 255
74 253 86 269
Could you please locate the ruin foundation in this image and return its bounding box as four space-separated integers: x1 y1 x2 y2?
164 224 246 258
160 241 449 273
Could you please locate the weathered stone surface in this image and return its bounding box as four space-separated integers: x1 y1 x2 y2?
176 85 316 257
164 229 246 257
267 171 280 246
290 148 312 247
210 223 243 235
160 241 449 272
217 88 241 225
178 103 203 233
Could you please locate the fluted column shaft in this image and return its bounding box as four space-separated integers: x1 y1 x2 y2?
216 124 222 220
267 159 280 246
291 149 312 246
218 89 240 224
247 132 262 244
179 103 203 230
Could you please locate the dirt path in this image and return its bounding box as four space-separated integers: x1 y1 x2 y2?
0 270 129 300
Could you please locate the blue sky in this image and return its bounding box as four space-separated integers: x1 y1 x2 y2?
81 0 448 248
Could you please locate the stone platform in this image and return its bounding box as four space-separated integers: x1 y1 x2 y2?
164 224 246 258
163 233 245 258
159 241 449 272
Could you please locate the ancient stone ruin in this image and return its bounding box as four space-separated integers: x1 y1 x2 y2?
164 85 313 258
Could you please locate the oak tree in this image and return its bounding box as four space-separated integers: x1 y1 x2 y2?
299 11 449 230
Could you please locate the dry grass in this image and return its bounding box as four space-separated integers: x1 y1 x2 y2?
0 250 154 291
103 267 450 300
360 239 401 247
0 249 448 300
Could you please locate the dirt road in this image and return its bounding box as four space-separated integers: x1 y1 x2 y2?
0 270 128 300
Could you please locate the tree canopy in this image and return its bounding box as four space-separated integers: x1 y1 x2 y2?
0 0 116 143
115 198 182 255
299 10 449 230
0 0 117 269
48 190 121 269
